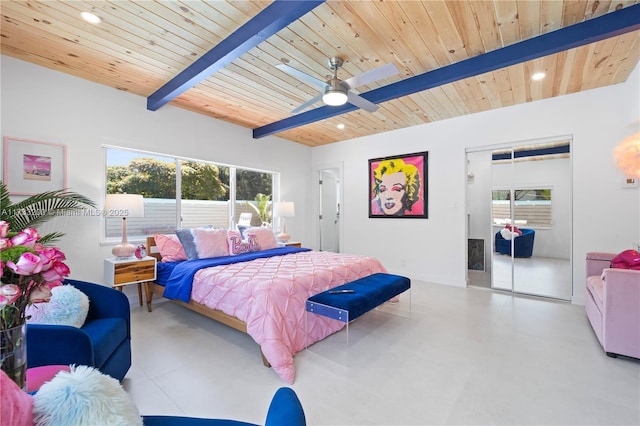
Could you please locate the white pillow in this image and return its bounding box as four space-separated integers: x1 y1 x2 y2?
26 285 89 328
500 228 514 241
33 365 143 426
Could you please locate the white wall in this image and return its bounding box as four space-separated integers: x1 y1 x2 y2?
312 62 640 304
0 56 312 284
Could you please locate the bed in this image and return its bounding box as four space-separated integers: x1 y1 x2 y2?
144 236 387 383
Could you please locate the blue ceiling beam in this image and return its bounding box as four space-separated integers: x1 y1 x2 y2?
147 0 325 111
253 3 640 139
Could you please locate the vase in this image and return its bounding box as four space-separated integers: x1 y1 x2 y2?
0 324 27 391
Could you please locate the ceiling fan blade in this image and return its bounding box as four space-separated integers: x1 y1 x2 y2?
276 63 327 88
291 94 323 114
343 63 399 89
347 92 379 113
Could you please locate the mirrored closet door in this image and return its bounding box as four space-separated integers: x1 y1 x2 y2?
467 138 572 301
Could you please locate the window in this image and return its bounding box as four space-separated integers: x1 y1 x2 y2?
491 189 552 227
104 147 275 240
236 169 273 226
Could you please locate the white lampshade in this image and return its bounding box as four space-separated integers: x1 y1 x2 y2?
105 194 144 258
105 194 145 218
274 201 295 218
274 201 295 243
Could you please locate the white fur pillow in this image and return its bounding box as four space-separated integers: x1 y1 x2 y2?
26 285 89 328
500 228 514 240
33 365 143 426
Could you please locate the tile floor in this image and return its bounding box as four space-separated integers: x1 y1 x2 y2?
122 281 639 425
469 256 572 300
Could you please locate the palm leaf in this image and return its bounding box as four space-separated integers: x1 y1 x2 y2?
1 181 95 240
38 232 66 244
0 181 11 219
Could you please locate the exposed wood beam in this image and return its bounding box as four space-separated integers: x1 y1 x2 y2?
253 3 640 139
147 0 325 111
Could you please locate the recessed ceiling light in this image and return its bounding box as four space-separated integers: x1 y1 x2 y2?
81 12 101 24
336 123 345 130
531 72 546 81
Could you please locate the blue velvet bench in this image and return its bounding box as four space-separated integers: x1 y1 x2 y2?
306 273 411 324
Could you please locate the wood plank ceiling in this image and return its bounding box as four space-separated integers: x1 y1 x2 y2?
1 1 639 147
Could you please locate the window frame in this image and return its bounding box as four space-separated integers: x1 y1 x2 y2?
102 145 278 242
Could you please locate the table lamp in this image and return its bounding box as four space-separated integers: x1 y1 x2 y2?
105 194 144 258
274 201 295 243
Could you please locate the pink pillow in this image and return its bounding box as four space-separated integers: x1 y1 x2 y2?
227 230 259 255
26 365 71 393
611 249 640 270
244 227 278 250
192 228 229 258
154 234 187 262
0 370 34 426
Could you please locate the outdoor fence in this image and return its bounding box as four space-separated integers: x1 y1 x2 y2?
106 198 265 238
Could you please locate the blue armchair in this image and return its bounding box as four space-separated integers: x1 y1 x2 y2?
495 228 535 258
26 279 131 381
2 365 305 426
142 387 306 426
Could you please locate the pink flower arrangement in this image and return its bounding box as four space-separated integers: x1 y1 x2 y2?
0 221 70 330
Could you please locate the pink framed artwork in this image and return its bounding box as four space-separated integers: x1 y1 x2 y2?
3 137 67 195
369 151 428 218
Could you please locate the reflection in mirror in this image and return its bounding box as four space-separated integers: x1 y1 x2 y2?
467 139 572 301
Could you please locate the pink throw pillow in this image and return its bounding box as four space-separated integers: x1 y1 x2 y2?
0 370 34 426
610 249 640 270
227 230 259 255
154 234 187 262
192 228 229 258
244 227 278 250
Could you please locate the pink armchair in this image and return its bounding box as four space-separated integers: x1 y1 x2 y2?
585 252 640 359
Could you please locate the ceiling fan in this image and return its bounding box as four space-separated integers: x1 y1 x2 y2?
277 57 398 114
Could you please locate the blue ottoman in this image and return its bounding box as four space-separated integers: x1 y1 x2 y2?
306 273 411 323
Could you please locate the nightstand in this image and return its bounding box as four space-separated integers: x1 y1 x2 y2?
285 241 302 248
104 256 157 306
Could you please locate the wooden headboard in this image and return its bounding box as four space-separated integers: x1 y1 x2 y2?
146 236 162 262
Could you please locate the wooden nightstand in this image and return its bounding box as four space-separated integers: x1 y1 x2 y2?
104 256 157 306
285 241 302 248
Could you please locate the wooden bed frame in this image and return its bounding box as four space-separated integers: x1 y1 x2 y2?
144 236 270 367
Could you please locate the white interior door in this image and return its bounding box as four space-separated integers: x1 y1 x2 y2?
319 168 340 252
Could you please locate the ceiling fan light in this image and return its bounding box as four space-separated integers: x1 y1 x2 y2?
323 90 348 106
323 79 348 106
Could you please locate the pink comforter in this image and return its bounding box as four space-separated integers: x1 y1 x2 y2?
190 250 386 383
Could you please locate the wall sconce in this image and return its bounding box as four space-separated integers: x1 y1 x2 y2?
615 131 640 178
